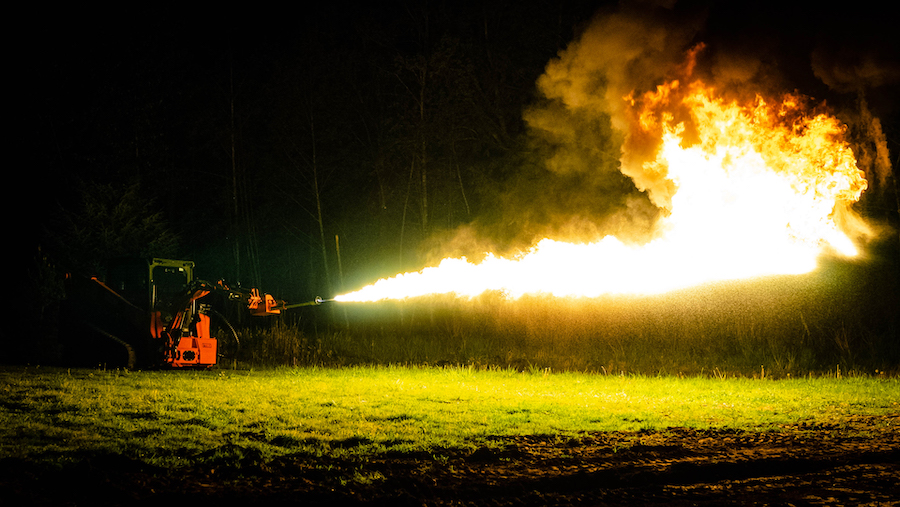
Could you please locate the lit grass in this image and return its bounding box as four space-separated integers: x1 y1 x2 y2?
1 365 897 470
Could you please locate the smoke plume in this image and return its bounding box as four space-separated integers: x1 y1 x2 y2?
810 40 898 193
528 3 705 209
427 0 897 263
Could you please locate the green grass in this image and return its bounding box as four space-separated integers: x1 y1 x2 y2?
1 365 897 471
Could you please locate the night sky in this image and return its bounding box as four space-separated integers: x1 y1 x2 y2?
25 1 900 304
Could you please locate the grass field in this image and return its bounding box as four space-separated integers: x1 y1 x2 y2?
2 364 897 470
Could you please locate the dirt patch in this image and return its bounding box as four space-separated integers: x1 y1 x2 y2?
4 415 898 506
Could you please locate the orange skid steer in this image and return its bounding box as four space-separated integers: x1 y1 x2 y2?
60 258 298 370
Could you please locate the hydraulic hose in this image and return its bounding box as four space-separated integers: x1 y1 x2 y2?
211 308 241 359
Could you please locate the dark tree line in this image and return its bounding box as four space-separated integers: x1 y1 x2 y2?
29 2 605 305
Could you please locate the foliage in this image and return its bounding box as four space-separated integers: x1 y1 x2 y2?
44 181 179 276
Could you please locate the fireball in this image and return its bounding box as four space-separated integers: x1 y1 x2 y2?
336 77 868 303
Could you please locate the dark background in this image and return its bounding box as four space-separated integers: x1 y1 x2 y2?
27 2 605 297
22 1 900 333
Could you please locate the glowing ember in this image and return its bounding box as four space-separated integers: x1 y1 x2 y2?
336 79 867 303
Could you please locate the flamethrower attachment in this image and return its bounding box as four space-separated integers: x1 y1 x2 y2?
211 280 289 316
283 296 334 309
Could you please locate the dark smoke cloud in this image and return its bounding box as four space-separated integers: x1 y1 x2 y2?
812 47 900 94
807 16 899 193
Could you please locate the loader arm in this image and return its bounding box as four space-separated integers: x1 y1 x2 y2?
159 280 289 368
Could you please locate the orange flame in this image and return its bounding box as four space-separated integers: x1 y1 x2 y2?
336 80 868 303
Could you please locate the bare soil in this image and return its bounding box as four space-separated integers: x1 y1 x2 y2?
4 414 898 506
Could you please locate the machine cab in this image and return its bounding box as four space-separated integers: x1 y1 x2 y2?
106 258 195 314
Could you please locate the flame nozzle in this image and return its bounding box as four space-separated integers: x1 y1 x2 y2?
283 296 335 309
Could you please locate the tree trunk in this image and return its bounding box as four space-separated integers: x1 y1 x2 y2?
309 113 333 297
419 65 429 234
230 62 241 285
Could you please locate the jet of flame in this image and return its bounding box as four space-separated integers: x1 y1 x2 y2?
336 79 867 303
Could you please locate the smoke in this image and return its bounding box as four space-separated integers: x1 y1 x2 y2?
810 36 899 194
844 98 894 192
808 5 900 98
530 3 704 133
812 47 900 95
526 3 706 212
426 0 898 263
427 2 707 262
